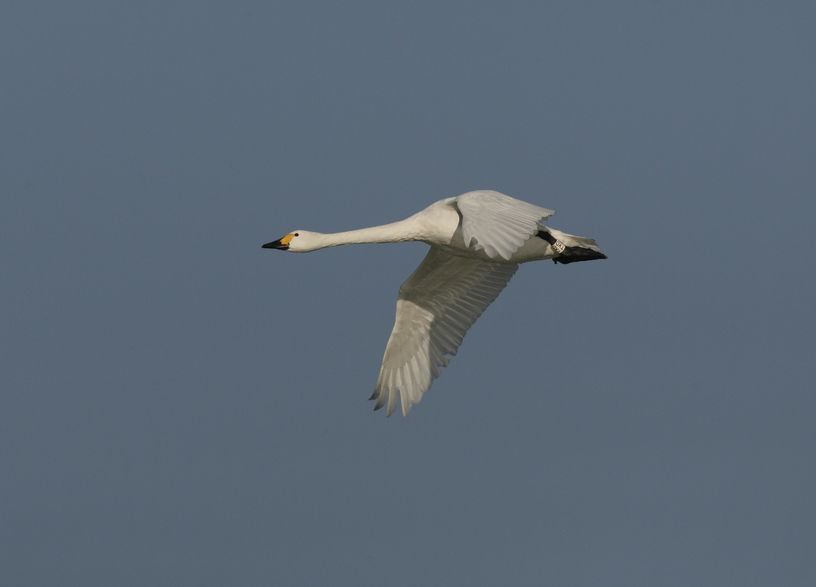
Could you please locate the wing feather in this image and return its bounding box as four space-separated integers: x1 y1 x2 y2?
371 246 518 416
456 190 555 260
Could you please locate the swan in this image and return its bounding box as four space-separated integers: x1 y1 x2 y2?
263 190 606 416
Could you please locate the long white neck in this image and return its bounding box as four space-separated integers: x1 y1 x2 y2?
313 217 421 249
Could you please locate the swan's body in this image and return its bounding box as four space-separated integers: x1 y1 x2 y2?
263 190 606 416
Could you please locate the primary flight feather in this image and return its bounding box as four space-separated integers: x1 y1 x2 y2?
263 190 606 416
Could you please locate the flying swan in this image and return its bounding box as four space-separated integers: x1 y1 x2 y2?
263 190 606 416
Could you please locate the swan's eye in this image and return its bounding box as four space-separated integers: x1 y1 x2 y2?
294 233 299 237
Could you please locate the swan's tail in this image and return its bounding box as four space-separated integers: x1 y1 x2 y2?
537 229 608 264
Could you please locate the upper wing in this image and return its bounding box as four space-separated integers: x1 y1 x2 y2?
456 190 555 261
371 246 518 416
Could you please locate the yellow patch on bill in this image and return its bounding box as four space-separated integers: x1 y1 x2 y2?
280 233 295 245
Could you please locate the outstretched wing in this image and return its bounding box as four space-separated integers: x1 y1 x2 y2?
371 246 518 416
456 190 555 261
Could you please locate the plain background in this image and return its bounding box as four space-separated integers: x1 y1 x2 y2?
2 2 815 585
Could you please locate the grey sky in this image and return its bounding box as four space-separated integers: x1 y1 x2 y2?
2 2 815 585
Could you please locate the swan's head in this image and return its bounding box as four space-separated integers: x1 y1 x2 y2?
262 230 322 253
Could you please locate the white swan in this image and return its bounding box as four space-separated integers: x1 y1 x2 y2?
263 190 606 416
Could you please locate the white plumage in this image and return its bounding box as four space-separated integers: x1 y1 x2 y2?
263 190 606 416
456 191 554 260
